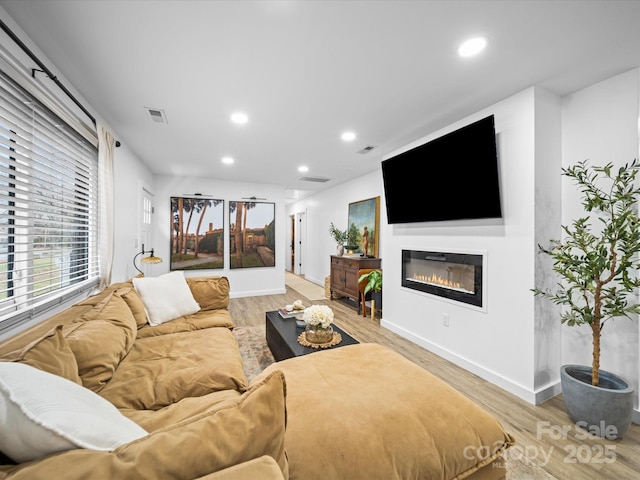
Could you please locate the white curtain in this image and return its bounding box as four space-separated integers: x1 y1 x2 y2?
97 123 115 290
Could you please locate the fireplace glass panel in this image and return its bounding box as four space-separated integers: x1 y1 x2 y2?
402 250 483 307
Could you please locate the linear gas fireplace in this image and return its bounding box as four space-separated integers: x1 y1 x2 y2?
402 250 484 308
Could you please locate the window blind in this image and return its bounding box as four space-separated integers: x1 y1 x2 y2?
0 68 99 328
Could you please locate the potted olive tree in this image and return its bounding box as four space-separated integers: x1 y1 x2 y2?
329 222 348 256
533 159 640 438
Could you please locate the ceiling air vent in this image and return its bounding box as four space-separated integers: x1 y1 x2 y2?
298 176 331 183
357 145 376 154
144 107 168 124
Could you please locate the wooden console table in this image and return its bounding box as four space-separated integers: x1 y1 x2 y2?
330 255 381 300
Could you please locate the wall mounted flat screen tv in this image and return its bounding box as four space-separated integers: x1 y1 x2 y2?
381 115 501 224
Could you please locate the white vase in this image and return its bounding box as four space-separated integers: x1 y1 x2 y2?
336 245 344 256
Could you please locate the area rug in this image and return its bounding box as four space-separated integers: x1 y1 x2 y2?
233 325 275 381
233 324 557 480
285 272 326 300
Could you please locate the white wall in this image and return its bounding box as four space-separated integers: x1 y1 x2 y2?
112 144 155 282
378 88 562 404
152 176 287 297
533 88 563 396
561 68 640 416
286 171 384 287
288 88 561 404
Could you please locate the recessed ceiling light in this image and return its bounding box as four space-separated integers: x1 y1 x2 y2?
222 156 234 165
230 112 248 125
298 166 309 173
458 36 487 57
341 131 356 142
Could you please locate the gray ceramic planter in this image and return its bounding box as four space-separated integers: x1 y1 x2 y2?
560 365 634 439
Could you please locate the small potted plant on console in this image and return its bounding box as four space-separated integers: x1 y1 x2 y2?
329 222 347 256
358 269 382 316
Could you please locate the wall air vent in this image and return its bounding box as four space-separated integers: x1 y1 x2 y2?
144 107 168 124
298 176 331 183
357 145 376 154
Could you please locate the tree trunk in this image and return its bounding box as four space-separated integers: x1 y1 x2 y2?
194 203 208 257
234 203 243 266
591 319 601 387
183 205 194 255
176 198 184 256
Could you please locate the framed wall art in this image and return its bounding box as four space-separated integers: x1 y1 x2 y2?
229 200 275 269
170 196 225 270
347 196 380 257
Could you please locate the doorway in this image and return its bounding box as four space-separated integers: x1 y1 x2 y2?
287 214 295 272
294 211 306 276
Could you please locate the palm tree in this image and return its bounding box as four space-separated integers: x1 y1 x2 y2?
230 201 244 266
242 202 256 250
193 199 217 257
176 197 184 256
182 198 195 255
171 197 180 254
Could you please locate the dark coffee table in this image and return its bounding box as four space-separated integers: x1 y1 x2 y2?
265 310 359 361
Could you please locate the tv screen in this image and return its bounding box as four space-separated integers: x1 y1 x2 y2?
381 115 501 224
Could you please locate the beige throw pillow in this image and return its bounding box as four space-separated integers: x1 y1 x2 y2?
1 325 81 384
63 293 138 392
186 276 230 310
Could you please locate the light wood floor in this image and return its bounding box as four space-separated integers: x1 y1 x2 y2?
228 279 640 480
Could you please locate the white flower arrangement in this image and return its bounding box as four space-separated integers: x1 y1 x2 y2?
302 304 334 328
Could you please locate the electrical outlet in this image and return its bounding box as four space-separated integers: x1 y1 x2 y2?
442 313 450 327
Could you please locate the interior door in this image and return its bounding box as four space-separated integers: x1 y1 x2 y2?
287 214 295 272
136 184 155 276
294 211 306 275
140 187 152 250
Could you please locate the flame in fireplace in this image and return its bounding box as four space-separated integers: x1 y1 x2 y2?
412 273 463 290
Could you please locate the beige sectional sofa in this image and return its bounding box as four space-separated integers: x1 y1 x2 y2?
0 273 514 479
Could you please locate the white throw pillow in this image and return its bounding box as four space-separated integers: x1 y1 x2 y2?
0 362 148 463
133 271 201 326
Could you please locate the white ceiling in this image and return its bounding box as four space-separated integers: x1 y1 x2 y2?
2 0 640 202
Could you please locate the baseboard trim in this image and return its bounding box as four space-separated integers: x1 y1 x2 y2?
535 381 563 404
230 288 286 298
299 275 324 287
381 318 548 405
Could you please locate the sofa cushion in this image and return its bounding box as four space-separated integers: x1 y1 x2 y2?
63 321 128 392
114 285 148 329
186 276 230 310
195 455 286 480
0 326 81 384
0 371 288 480
0 362 147 464
78 292 138 348
133 271 201 326
98 327 248 410
119 389 242 432
62 293 138 393
255 343 514 480
76 282 127 307
136 309 234 338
